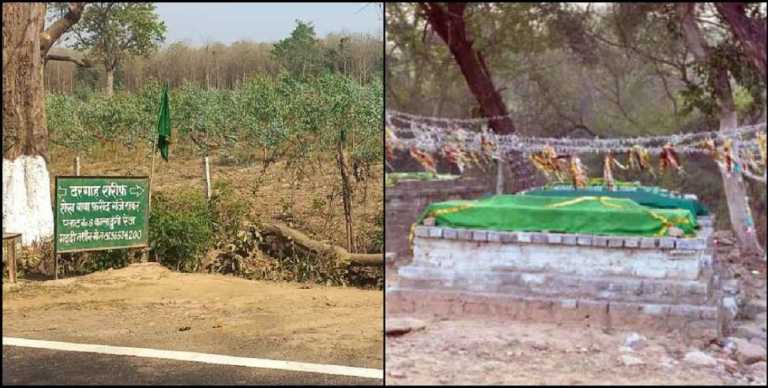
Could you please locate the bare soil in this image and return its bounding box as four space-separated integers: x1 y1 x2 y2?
3 263 383 369
385 315 763 385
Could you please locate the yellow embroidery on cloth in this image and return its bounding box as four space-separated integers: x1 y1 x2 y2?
546 196 682 237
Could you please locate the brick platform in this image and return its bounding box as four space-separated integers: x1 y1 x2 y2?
388 214 741 336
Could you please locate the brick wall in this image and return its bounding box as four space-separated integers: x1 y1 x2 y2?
385 177 493 261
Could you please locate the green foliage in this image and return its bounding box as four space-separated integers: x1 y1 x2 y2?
61 2 166 71
75 250 132 274
149 189 214 272
46 73 382 167
209 181 249 239
272 20 324 79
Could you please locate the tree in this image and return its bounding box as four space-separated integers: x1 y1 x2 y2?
57 2 166 96
418 2 515 134
272 20 323 79
715 2 767 82
676 3 764 257
3 2 85 246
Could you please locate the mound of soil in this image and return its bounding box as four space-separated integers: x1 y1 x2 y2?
3 263 382 369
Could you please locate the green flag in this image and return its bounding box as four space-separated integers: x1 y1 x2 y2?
156 83 171 161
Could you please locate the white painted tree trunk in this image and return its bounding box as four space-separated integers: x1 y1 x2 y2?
106 67 114 97
2 156 54 245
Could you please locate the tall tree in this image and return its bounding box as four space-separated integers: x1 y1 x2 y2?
3 2 85 245
417 2 515 134
676 3 764 257
714 2 767 81
57 2 166 96
272 20 323 80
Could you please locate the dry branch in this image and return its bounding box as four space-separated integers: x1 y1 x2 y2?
258 222 382 267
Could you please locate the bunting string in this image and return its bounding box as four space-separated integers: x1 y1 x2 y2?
386 110 767 185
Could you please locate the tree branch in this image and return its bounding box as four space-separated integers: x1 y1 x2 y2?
45 52 93 67
714 2 767 81
40 2 86 55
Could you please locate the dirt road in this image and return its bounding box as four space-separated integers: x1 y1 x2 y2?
2 346 379 385
2 263 382 382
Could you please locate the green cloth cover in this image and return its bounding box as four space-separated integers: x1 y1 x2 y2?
417 195 698 237
523 184 709 216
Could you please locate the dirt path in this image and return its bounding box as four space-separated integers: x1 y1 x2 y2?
384 253 766 386
3 263 383 369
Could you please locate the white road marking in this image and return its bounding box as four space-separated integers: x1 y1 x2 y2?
3 337 382 380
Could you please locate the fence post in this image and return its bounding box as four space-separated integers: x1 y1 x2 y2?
74 156 80 176
203 156 212 200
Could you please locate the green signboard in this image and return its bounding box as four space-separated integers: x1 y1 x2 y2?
54 176 149 253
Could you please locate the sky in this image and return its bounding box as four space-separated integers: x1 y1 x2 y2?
155 2 382 46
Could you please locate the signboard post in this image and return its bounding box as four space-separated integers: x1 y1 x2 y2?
54 176 150 278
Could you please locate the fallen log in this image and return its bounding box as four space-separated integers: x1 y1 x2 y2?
258 222 383 267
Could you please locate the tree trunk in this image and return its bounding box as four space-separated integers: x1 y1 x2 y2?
678 3 765 257
336 137 354 253
419 2 515 134
2 3 84 246
714 2 767 82
105 66 114 97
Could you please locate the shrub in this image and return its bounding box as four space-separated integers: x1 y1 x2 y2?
209 180 249 240
149 189 213 271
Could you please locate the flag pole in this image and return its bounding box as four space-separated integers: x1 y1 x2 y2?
149 134 157 211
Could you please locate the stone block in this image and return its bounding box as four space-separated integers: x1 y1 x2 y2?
414 226 429 238
676 238 707 251
640 238 658 249
593 236 610 247
499 232 517 243
642 304 669 316
608 238 624 248
428 227 443 238
457 229 473 241
624 238 640 248
669 304 703 319
521 273 546 286
472 230 488 242
517 233 532 243
659 238 677 250
443 228 458 240
548 233 564 244
560 299 578 309
562 235 578 245
577 235 593 246
487 231 502 242
531 233 549 244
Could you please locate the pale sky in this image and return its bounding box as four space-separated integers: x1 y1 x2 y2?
155 2 382 46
